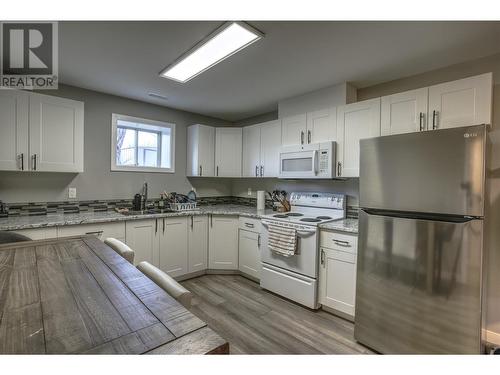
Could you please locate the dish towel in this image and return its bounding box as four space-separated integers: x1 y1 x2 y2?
268 223 297 257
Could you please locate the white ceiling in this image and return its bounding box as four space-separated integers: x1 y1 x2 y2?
59 21 500 121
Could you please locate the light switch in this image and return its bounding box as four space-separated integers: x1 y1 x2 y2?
68 187 77 199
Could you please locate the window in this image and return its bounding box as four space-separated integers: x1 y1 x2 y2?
111 114 175 172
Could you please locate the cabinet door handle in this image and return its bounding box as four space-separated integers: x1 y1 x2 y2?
162 217 165 234
333 239 350 246
307 130 311 144
155 219 158 234
216 166 219 176
33 154 37 171
337 162 342 177
255 165 258 177
18 153 24 171
300 131 304 145
419 112 424 131
210 214 213 227
191 215 194 229
258 234 261 247
320 249 325 265
432 110 438 130
199 165 202 176
260 165 263 177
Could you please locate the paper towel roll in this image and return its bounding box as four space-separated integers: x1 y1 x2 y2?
257 190 265 210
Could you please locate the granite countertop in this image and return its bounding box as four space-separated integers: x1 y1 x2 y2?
0 204 275 231
0 204 358 234
318 218 358 234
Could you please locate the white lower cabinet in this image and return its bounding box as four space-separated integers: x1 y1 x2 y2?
188 215 208 274
319 230 358 320
13 227 57 240
57 222 125 242
238 229 261 280
208 215 239 270
159 217 189 278
125 219 160 266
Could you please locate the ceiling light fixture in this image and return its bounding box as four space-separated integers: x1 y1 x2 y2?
159 22 263 83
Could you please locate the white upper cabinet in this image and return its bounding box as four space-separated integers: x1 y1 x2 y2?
186 124 215 177
29 93 84 172
259 120 282 177
215 127 242 177
381 88 429 136
242 124 261 177
281 113 307 146
242 119 282 178
337 98 381 178
306 107 337 143
0 90 84 172
0 90 29 171
428 73 493 130
282 109 336 146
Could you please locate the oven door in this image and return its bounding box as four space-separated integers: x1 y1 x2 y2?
260 221 318 278
279 149 318 179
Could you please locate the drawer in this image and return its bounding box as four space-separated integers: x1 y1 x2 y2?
57 222 126 241
13 227 57 240
320 230 357 253
238 216 261 233
321 247 356 264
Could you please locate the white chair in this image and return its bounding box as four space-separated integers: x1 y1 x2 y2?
104 238 135 264
136 261 192 308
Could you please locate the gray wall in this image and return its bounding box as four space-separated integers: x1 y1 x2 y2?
231 178 359 207
358 52 500 341
0 84 232 203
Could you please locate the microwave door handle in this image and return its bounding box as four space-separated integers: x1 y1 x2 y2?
312 150 318 175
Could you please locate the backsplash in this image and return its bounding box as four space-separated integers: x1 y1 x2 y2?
0 196 358 218
1 196 271 217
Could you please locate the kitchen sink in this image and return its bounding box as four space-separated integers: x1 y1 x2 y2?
119 209 171 216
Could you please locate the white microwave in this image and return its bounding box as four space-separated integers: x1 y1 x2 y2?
279 142 336 179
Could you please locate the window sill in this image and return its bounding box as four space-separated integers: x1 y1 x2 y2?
111 166 175 173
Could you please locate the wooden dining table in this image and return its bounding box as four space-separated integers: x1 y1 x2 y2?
0 235 228 354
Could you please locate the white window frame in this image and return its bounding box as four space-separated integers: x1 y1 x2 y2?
111 113 176 173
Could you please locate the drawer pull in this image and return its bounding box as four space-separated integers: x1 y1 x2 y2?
332 239 350 246
85 230 104 236
244 223 254 228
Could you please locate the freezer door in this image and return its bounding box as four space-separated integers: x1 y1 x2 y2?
354 210 483 354
360 124 486 217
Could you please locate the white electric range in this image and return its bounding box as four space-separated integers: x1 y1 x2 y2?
260 192 346 309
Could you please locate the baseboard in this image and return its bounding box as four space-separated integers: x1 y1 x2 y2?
206 269 241 275
174 270 207 282
239 271 260 283
321 305 355 322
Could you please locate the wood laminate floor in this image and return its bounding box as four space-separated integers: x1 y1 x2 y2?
181 275 373 354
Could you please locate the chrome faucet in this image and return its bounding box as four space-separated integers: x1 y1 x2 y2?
141 182 148 210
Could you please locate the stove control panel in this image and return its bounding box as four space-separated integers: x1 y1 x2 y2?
289 192 346 209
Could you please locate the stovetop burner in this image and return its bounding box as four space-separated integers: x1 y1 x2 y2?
299 218 322 223
286 213 303 217
273 214 288 218
316 216 332 220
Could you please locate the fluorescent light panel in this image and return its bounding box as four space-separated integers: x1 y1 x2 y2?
160 22 262 83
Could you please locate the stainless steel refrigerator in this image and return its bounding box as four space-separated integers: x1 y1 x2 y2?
355 124 488 354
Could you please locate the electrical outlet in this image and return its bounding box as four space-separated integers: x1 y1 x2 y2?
68 187 77 199
247 188 252 196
